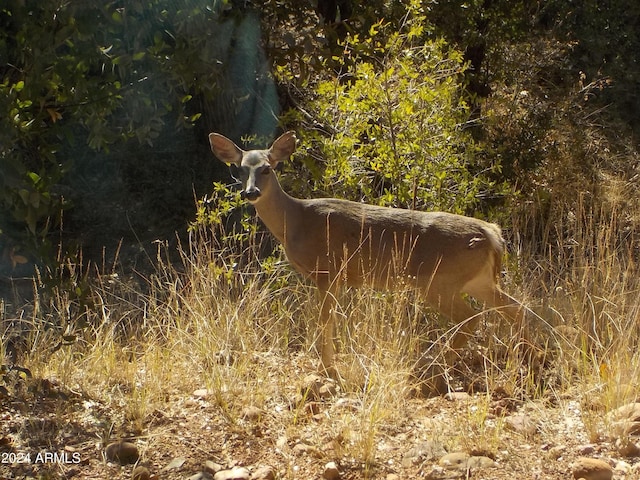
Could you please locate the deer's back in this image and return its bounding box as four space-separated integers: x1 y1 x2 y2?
280 198 504 291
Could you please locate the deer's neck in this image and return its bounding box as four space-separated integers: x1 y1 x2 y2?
253 180 303 246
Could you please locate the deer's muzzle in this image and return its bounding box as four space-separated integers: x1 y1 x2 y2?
242 187 261 202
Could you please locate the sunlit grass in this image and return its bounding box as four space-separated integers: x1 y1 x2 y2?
6 185 640 475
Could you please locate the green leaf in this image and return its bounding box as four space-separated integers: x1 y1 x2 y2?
27 172 41 185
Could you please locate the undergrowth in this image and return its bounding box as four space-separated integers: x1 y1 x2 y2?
1 182 636 469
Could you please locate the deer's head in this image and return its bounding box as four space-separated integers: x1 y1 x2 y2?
209 131 297 203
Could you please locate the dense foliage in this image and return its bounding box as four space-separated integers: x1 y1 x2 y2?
0 0 276 262
298 31 510 214
1 0 638 271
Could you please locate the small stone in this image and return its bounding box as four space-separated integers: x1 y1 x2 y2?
132 466 151 480
163 457 186 471
276 436 288 449
505 414 538 436
467 456 496 468
292 442 322 458
188 473 213 480
104 441 139 465
444 392 470 401
615 460 632 475
386 475 400 480
319 382 338 399
571 457 613 480
607 403 640 436
322 461 341 480
402 440 447 467
577 444 597 456
213 466 251 480
616 438 640 457
204 461 224 474
251 466 276 480
193 388 211 399
438 452 470 469
241 406 263 421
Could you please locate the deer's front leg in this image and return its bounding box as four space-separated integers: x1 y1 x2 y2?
315 279 340 379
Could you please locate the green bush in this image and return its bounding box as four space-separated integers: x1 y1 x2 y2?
281 11 512 216
0 1 229 251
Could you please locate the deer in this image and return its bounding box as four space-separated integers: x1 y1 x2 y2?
209 130 526 393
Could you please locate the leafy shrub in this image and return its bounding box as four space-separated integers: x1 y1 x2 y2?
280 11 512 216
0 1 241 253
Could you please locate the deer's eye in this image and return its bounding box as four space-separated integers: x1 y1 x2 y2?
261 165 271 175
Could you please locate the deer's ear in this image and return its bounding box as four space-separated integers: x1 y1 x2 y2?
209 133 243 165
268 131 297 166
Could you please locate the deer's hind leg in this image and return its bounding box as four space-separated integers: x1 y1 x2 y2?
463 278 527 347
416 290 481 395
463 274 539 369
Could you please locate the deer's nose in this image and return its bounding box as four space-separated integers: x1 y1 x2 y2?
242 187 261 201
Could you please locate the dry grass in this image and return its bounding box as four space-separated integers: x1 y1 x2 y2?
2 183 640 478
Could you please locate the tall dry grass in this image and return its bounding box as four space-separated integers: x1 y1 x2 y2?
510 176 640 433
5 175 639 464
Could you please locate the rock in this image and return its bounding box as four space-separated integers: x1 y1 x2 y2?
386 475 400 480
213 467 251 480
163 457 187 471
438 452 496 471
616 438 640 457
444 392 470 402
571 457 613 480
322 461 341 480
251 466 276 480
104 441 139 465
292 442 322 458
300 374 337 401
319 382 338 399
607 403 640 437
193 388 212 399
438 452 470 469
577 444 597 456
241 406 264 421
402 440 447 467
204 461 224 474
188 473 213 480
276 436 288 449
505 414 538 436
467 456 496 468
615 460 632 475
132 466 151 480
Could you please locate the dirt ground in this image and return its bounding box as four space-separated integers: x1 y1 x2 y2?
1 349 638 480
